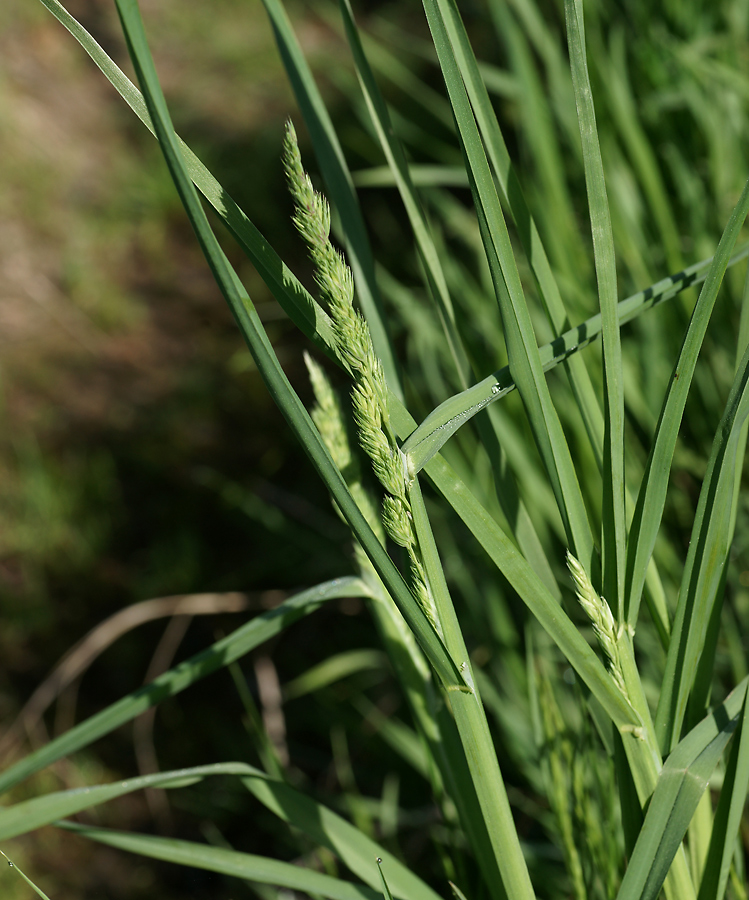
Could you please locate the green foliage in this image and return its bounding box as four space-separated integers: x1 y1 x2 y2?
7 0 749 898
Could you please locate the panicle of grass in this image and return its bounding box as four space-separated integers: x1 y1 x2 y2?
287 122 440 635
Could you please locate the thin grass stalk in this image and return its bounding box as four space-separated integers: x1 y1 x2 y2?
340 0 558 597
424 0 595 573
655 340 749 754
259 0 402 396
406 479 536 900
565 0 626 611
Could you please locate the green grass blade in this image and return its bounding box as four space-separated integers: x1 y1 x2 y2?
624 177 749 627
260 0 401 396
57 823 381 900
0 578 368 796
377 859 395 900
339 0 466 385
392 399 638 733
401 248 748 474
565 0 626 610
615 678 749 900
487 0 584 286
696 690 749 900
686 261 749 727
407 480 532 900
428 0 609 515
600 29 683 273
655 340 749 753
424 0 594 570
0 763 256 841
283 649 387 700
241 770 443 900
111 0 462 695
341 0 557 600
34 0 339 361
0 851 52 900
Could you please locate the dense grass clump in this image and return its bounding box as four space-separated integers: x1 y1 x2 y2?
3 0 749 898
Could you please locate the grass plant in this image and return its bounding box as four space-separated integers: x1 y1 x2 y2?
5 0 749 897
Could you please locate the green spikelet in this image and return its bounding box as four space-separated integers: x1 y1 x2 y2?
286 121 439 633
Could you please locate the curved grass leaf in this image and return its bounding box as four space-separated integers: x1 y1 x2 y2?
0 763 255 841
655 340 749 753
0 577 370 796
241 771 442 900
696 689 749 900
424 0 594 571
616 678 749 900
57 822 381 900
624 176 749 629
283 649 388 700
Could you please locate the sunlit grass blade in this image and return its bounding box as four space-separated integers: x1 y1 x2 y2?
406 480 533 900
428 0 607 508
339 0 466 384
259 0 400 395
111 0 463 697
0 578 369 796
394 408 640 734
655 340 749 753
624 177 749 627
377 859 395 900
615 678 749 900
565 0 625 610
57 822 381 900
401 247 749 474
686 262 749 729
241 769 443 900
0 763 256 841
424 0 594 571
340 0 556 597
283 649 387 700
696 690 749 900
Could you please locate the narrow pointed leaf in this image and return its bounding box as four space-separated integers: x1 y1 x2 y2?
241 771 443 900
696 690 749 900
616 679 749 900
0 763 256 841
625 177 749 626
565 0 626 609
655 341 749 752
0 578 369 795
57 823 381 900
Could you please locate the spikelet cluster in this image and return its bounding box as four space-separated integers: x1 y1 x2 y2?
285 121 439 633
566 552 628 701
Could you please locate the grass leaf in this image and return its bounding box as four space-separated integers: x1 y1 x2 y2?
57 823 381 900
